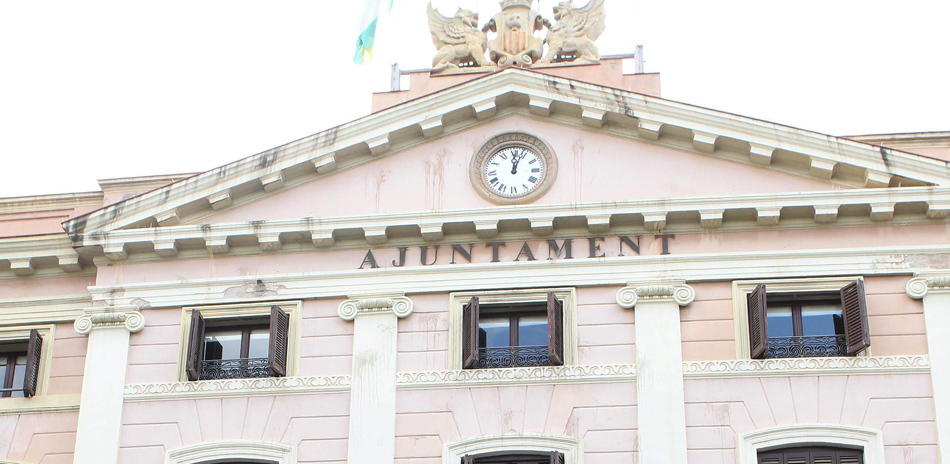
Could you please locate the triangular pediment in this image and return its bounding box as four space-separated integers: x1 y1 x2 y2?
63 68 950 247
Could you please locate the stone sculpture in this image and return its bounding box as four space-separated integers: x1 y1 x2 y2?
427 4 490 72
427 0 607 74
540 0 606 64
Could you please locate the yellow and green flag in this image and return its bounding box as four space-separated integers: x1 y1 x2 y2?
354 0 393 64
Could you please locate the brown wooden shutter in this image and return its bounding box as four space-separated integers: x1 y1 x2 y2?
462 296 480 369
549 451 565 464
747 284 769 359
23 329 43 398
268 305 290 377
547 292 564 366
841 279 870 356
460 455 475 464
185 309 206 381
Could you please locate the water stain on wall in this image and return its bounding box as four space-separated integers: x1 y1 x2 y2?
374 169 391 213
425 149 451 211
573 139 585 203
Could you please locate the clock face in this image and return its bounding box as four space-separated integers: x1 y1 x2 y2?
483 146 545 198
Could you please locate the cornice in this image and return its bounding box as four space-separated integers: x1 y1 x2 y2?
0 394 81 416
0 192 102 214
906 273 950 298
73 186 950 261
63 70 950 239
86 244 950 309
124 375 351 401
616 281 695 308
0 294 90 326
0 234 84 276
683 355 930 379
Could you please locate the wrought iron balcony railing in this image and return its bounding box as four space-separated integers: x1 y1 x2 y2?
199 357 272 380
475 345 553 369
767 335 848 358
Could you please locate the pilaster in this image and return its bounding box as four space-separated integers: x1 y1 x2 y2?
617 281 694 464
907 274 950 464
338 294 413 464
72 306 145 464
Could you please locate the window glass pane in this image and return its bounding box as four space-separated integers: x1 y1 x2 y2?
479 317 511 348
517 315 548 346
204 330 242 360
766 306 794 338
10 356 27 398
0 360 7 390
248 329 270 359
801 304 844 336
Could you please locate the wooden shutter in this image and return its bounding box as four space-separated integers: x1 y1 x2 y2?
460 455 475 464
841 279 870 356
462 296 480 369
185 309 206 381
549 451 565 464
547 292 564 366
268 305 290 377
747 284 769 359
23 329 43 398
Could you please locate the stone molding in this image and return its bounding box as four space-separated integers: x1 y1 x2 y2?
398 364 635 390
683 355 930 379
616 281 695 308
86 244 950 309
63 69 950 240
124 375 351 402
443 434 581 464
906 273 950 298
737 424 885 464
166 440 296 464
73 306 145 335
338 294 413 321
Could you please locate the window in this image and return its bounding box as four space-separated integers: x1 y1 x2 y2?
747 280 869 359
462 292 563 369
758 446 863 464
185 306 289 381
462 452 565 464
0 329 43 398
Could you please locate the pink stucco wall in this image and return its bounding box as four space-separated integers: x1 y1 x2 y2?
0 411 78 463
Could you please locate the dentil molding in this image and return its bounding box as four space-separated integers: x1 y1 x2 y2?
74 306 145 335
616 280 695 308
338 294 413 321
906 273 950 298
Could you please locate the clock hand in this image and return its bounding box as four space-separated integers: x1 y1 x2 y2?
510 149 525 174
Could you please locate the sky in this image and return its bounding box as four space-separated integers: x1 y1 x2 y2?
1 0 948 198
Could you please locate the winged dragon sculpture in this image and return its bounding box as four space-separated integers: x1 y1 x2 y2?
427 3 490 71
540 0 607 64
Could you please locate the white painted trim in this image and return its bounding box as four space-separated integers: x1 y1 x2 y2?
737 424 885 464
175 301 302 381
165 440 296 464
443 434 583 464
683 355 929 378
0 393 80 416
0 324 56 397
398 364 635 389
124 375 350 401
86 245 948 309
0 295 90 326
731 276 869 359
447 288 577 370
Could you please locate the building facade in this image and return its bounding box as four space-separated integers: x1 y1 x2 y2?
0 55 949 464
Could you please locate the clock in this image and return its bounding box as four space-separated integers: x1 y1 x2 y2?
471 133 558 204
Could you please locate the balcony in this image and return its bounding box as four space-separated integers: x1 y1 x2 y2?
199 357 272 380
474 345 553 369
767 335 848 358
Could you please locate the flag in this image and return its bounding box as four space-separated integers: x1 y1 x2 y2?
354 0 393 64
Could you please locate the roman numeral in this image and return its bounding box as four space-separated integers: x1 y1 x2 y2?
489 177 499 185
528 176 538 183
487 170 497 176
500 154 508 160
490 161 500 166
522 184 529 191
531 168 541 173
498 183 506 192
510 186 518 194
529 159 538 164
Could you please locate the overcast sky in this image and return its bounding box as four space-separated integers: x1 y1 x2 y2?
1 0 947 198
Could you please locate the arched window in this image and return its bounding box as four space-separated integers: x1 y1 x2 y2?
461 451 564 464
165 440 296 464
758 445 863 464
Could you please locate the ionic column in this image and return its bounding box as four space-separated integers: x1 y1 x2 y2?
72 306 145 464
907 274 950 464
338 294 413 464
617 281 694 464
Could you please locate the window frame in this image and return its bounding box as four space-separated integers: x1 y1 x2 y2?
177 301 301 382
0 325 54 399
444 434 580 464
449 289 577 371
732 277 871 359
166 440 296 464
737 424 884 464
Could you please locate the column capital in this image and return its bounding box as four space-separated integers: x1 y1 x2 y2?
338 294 413 321
906 273 950 299
616 280 695 308
74 306 145 335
